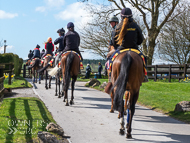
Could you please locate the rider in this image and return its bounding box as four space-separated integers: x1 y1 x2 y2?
54 28 65 52
42 37 54 58
31 44 41 59
40 49 45 58
114 8 148 82
107 15 119 58
62 22 83 61
28 50 34 60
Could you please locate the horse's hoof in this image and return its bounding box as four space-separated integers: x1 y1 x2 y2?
58 95 61 98
65 103 69 106
119 129 125 135
39 82 41 84
126 134 132 139
70 100 74 105
55 93 58 96
49 86 51 89
63 99 66 102
110 110 114 113
126 123 129 128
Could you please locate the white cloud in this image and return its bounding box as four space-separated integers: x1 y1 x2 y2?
35 0 65 12
0 10 18 19
35 6 46 12
54 2 91 26
0 45 14 53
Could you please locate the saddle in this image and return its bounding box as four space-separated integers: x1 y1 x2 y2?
108 48 147 75
59 50 84 70
30 58 40 65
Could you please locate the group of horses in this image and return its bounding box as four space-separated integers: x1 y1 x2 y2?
26 47 144 139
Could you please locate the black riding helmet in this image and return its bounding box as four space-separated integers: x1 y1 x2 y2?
57 28 65 34
120 8 132 18
36 44 40 48
109 15 119 23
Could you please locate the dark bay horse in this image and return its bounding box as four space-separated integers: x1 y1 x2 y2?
106 51 144 138
28 58 41 84
61 52 80 106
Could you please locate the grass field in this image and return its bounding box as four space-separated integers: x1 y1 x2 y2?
4 76 32 89
0 97 56 143
81 78 190 123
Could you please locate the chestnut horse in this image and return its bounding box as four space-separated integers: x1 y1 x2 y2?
61 52 80 106
106 51 144 138
28 58 41 84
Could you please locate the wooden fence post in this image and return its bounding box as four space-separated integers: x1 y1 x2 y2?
154 65 157 81
184 64 187 79
8 63 12 85
169 65 171 82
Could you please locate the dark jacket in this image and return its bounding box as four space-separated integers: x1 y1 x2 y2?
62 30 80 52
45 42 54 55
54 35 65 52
31 48 41 59
86 65 91 73
28 52 34 59
98 64 103 73
114 18 143 49
109 25 119 50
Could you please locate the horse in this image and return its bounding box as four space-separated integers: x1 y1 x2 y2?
25 59 32 78
106 50 144 138
42 54 53 89
28 58 42 84
49 51 80 105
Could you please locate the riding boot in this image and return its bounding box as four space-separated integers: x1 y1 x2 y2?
107 49 116 59
78 51 83 61
143 55 149 82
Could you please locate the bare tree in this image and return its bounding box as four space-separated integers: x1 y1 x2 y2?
79 5 113 58
158 5 190 64
81 0 182 65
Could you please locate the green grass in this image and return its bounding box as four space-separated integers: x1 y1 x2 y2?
139 81 190 123
0 97 56 143
81 78 190 123
4 76 32 89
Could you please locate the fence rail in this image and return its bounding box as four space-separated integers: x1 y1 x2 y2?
0 63 14 85
0 65 5 104
147 64 190 82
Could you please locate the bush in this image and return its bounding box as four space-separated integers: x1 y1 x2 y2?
0 53 23 76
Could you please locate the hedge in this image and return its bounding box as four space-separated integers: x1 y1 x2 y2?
0 53 23 76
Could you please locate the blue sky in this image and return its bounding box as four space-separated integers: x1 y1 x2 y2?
0 0 107 59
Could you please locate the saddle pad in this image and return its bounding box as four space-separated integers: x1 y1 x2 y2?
109 48 147 75
61 51 84 70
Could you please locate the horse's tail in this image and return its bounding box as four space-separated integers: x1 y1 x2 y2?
112 52 132 112
28 59 41 70
64 52 74 91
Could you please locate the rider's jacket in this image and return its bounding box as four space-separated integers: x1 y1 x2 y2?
109 25 119 50
62 30 80 53
86 65 91 73
54 34 65 52
113 18 143 49
28 52 34 59
31 48 41 59
45 41 54 55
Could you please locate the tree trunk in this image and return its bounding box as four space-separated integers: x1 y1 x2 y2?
147 39 156 65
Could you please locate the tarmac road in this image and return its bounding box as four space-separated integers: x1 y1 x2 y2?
27 79 190 143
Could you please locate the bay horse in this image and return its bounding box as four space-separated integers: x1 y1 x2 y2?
28 58 41 84
25 59 32 78
42 55 53 89
60 52 80 106
106 50 144 138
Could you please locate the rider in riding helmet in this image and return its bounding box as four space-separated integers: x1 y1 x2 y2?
62 22 83 61
31 44 41 59
114 8 148 82
54 28 65 52
42 37 54 58
28 50 34 60
107 15 120 58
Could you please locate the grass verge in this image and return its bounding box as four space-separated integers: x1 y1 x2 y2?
0 97 56 143
4 76 32 89
81 78 190 123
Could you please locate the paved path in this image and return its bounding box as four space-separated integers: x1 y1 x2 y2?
27 79 190 143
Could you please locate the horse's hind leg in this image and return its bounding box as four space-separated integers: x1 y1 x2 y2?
126 91 139 139
110 91 114 113
70 76 76 105
45 70 48 89
58 73 62 98
39 72 41 84
65 90 69 106
119 100 125 135
55 74 58 96
49 76 52 88
124 91 130 115
35 70 38 83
